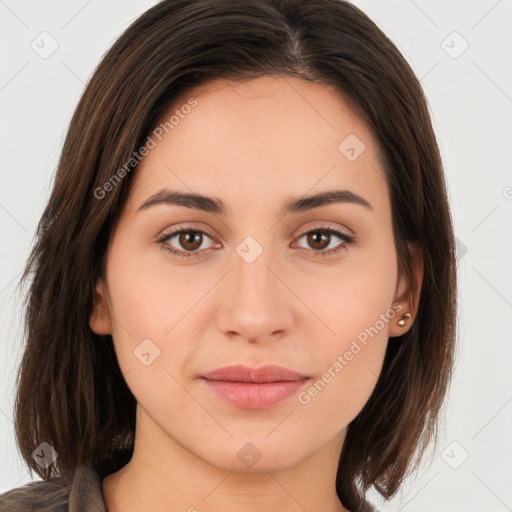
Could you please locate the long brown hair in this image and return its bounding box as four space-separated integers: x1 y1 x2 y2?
11 1 457 510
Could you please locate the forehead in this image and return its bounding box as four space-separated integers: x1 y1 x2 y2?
126 75 388 215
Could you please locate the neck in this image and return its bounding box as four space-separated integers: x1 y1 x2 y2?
102 406 349 512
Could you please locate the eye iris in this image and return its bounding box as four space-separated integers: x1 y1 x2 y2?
179 231 202 251
307 231 329 250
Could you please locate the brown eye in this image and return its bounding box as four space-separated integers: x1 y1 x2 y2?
157 227 217 258
178 231 203 251
295 227 355 257
306 231 330 251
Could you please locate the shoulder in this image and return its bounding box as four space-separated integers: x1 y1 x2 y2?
0 477 68 512
0 462 107 512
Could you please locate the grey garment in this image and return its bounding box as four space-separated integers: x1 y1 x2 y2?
0 462 107 512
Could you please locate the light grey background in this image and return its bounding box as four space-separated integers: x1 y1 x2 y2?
1 1 511 511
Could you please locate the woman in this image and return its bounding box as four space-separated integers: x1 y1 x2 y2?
0 0 457 511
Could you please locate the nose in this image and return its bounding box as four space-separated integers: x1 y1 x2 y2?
215 244 295 344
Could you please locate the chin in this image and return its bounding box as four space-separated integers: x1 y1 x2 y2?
195 435 312 474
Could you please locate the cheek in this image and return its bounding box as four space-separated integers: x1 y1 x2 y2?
106 230 196 337
295 238 397 419
302 229 397 342
104 239 210 387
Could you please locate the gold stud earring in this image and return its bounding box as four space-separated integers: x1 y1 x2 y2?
397 313 412 327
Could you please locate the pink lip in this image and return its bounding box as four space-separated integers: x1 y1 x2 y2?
200 364 310 409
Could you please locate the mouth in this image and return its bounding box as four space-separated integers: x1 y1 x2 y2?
200 364 311 409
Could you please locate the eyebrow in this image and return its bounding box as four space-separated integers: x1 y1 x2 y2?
137 188 373 216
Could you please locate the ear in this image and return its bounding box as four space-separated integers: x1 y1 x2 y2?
389 243 423 338
89 278 112 335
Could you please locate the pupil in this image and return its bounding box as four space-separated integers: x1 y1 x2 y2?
181 231 201 250
309 231 328 249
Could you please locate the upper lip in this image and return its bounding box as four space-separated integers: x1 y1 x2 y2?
201 364 310 383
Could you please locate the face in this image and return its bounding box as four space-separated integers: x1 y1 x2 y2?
90 75 419 473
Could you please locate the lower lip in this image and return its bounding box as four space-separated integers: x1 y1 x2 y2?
201 378 309 409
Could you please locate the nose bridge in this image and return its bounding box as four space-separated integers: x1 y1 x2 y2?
236 240 273 297
217 236 293 340
233 237 280 311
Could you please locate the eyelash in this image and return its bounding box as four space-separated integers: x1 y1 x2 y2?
156 225 355 259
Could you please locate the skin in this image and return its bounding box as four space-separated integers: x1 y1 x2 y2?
90 75 423 512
